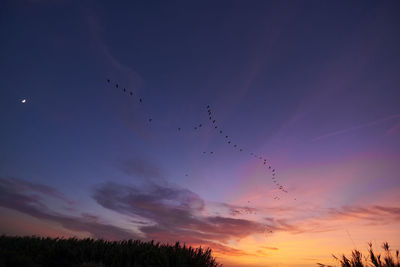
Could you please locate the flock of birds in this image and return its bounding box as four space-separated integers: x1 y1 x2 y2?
105 79 296 204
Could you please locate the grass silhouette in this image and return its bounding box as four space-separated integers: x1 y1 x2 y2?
318 242 400 267
0 235 222 267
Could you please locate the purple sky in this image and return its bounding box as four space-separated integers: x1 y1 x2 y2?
1 1 400 266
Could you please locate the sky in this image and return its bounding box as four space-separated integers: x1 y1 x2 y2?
1 0 400 266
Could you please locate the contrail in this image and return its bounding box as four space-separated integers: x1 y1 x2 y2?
313 114 400 141
346 229 357 249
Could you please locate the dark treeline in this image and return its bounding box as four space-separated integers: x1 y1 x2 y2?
0 235 222 267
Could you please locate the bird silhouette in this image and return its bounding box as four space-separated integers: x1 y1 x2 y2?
219 130 222 134
107 79 110 83
139 98 142 103
199 124 202 127
130 92 133 96
115 84 119 88
212 120 216 123
214 126 218 129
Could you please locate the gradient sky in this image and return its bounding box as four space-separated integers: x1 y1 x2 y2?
1 1 400 266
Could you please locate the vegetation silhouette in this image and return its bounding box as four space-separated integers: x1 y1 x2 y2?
318 242 400 267
0 235 222 267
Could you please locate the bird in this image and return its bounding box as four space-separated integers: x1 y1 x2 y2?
139 98 142 103
210 151 214 154
219 131 222 134
178 128 181 131
116 84 119 88
225 136 228 138
209 117 212 120
207 105 210 109
212 120 216 123
234 144 237 147
214 126 217 129
228 141 231 144
107 79 110 83
199 124 202 127
269 166 271 169
130 92 133 96
240 149 243 152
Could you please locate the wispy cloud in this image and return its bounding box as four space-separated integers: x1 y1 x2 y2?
260 246 279 251
0 177 73 205
387 122 400 135
121 158 163 180
9 177 396 258
0 177 139 240
327 205 400 225
92 182 274 243
313 114 400 141
213 202 258 216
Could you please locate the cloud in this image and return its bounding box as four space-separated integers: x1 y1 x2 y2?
313 114 400 141
1 177 320 256
327 205 400 225
92 181 270 245
121 158 163 180
0 177 139 240
260 246 279 251
0 176 74 205
215 202 258 216
387 123 400 135
83 6 143 88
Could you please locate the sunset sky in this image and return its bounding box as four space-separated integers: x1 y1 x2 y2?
1 1 400 266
